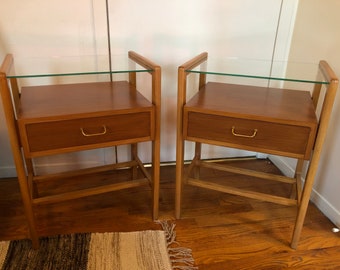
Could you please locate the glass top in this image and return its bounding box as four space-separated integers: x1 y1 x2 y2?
187 57 328 85
7 54 152 79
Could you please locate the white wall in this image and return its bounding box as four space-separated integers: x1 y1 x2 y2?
0 0 297 176
271 0 340 228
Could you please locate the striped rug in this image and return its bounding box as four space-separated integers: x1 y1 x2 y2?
0 221 197 270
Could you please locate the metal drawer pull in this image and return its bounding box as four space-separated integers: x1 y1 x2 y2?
231 126 258 138
80 125 107 137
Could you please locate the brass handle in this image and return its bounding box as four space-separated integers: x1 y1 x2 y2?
231 126 258 138
80 125 107 137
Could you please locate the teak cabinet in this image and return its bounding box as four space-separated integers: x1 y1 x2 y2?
175 52 338 249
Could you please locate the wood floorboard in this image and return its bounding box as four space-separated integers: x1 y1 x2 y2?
1 158 340 269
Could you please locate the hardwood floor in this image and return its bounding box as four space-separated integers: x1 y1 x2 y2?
1 158 340 269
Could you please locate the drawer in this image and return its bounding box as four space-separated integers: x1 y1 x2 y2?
21 111 153 156
184 112 316 159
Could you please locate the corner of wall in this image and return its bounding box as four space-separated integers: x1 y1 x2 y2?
268 155 340 229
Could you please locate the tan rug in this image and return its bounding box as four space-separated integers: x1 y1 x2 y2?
0 221 197 270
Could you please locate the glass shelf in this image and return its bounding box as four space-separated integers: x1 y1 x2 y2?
7 54 152 79
187 57 328 85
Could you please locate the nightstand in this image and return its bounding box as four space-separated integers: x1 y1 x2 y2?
175 52 338 249
0 51 161 248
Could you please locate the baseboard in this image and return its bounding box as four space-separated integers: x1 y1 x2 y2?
0 161 104 178
268 155 296 178
309 187 340 229
0 165 18 178
269 155 340 229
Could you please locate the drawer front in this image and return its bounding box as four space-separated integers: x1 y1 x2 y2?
184 112 315 159
23 111 153 155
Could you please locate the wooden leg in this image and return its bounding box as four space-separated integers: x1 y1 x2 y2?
291 172 314 249
25 158 37 198
175 138 184 219
131 144 138 179
152 139 160 220
291 154 319 249
193 142 202 179
16 158 39 248
0 99 40 247
295 159 304 204
290 159 304 203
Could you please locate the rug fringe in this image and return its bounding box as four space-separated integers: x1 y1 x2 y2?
156 220 198 270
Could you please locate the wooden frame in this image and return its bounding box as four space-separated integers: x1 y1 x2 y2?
0 51 161 248
175 52 338 249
